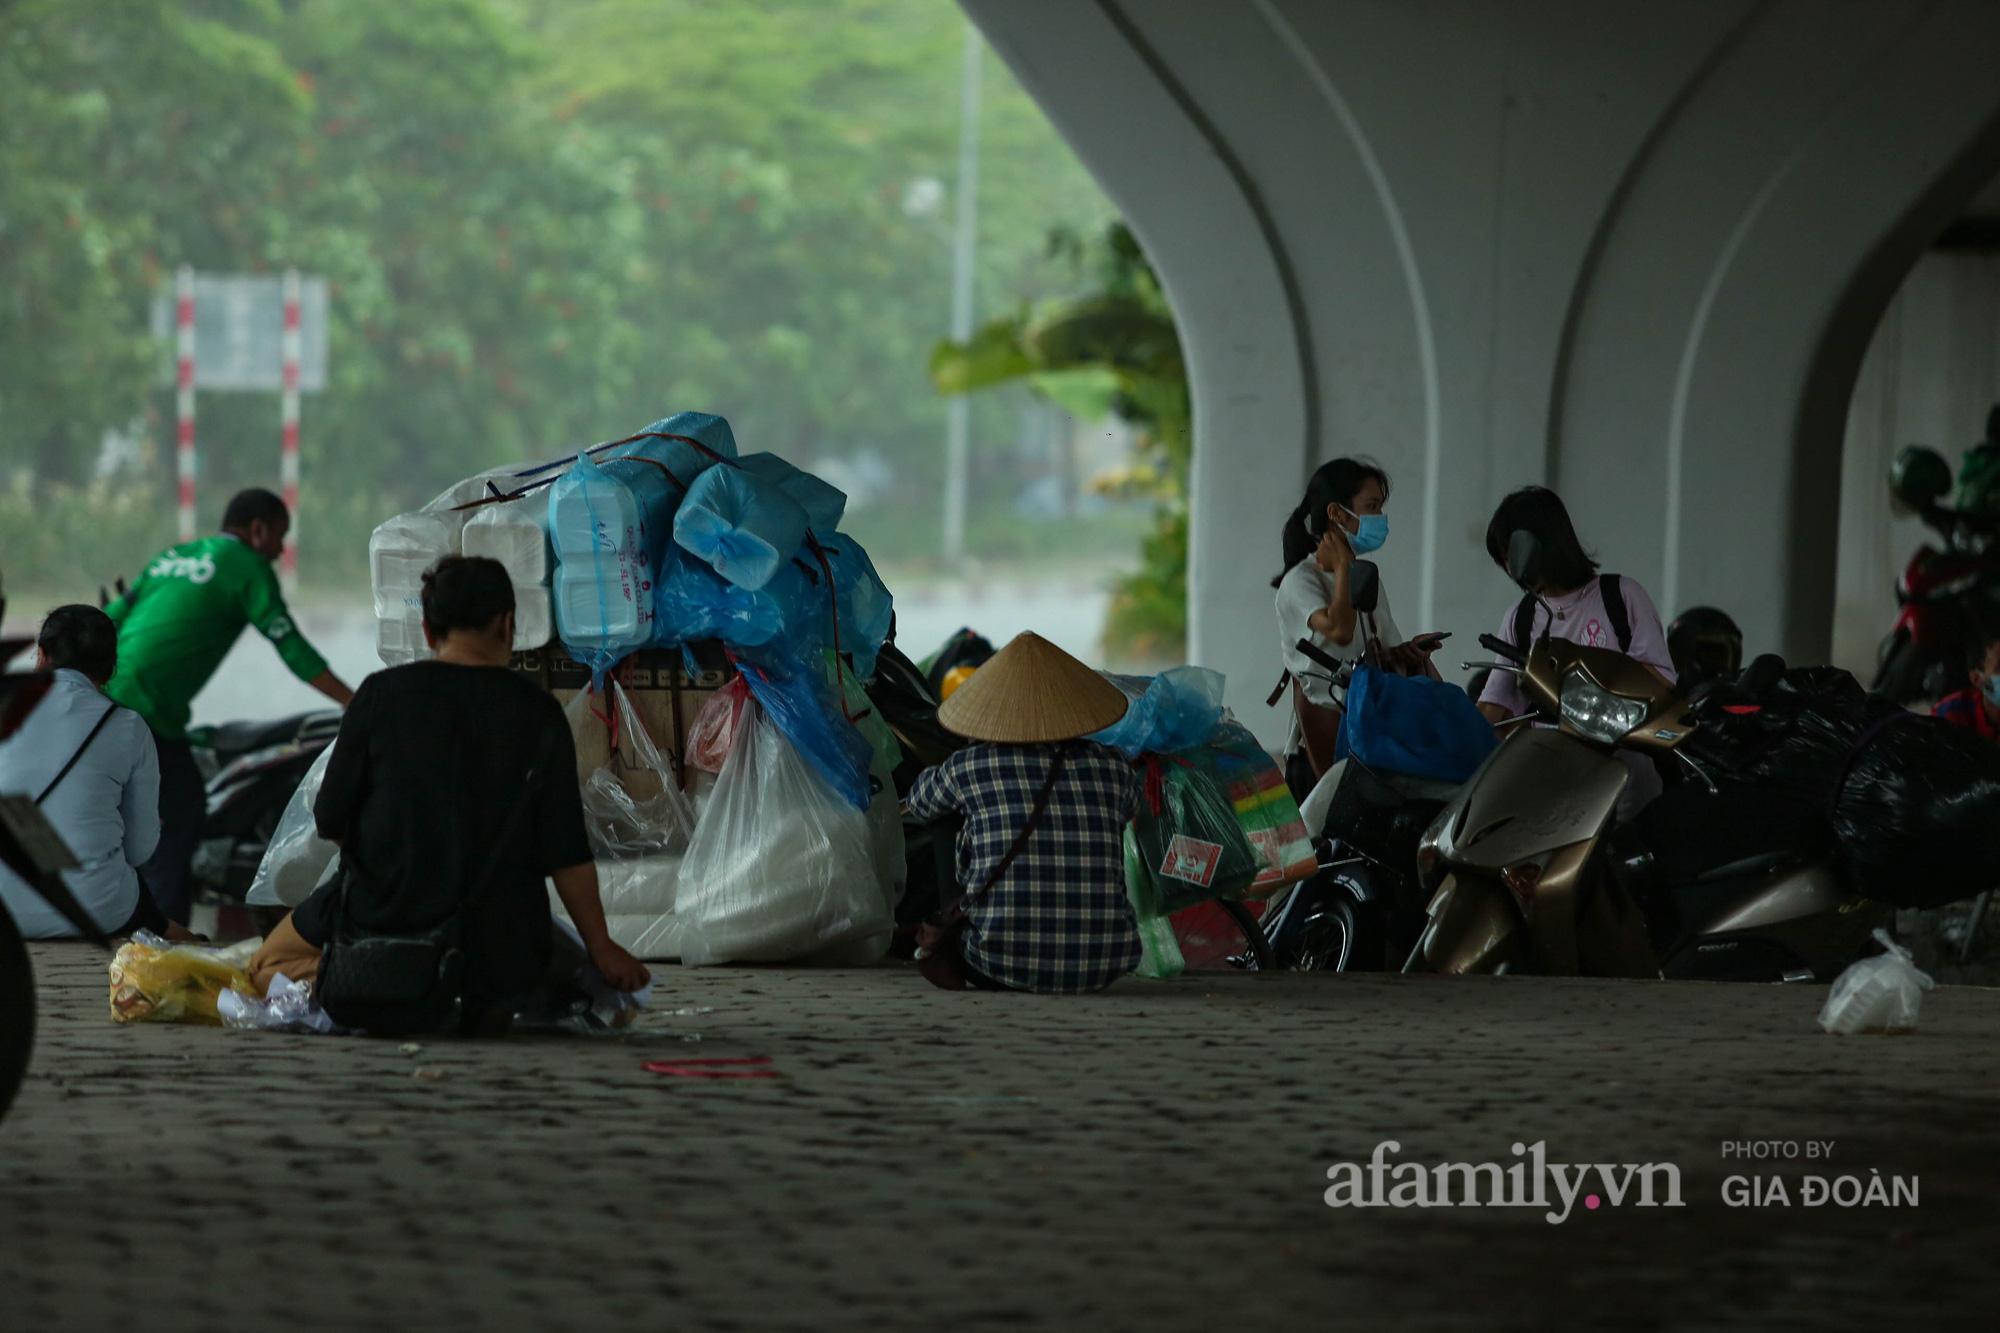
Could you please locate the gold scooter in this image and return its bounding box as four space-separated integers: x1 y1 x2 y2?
1406 537 1884 979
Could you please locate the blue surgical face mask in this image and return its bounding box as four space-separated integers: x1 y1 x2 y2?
1983 674 2000 707
1340 504 1389 556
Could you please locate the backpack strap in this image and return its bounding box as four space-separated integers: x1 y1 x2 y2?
1597 573 1633 653
1510 592 1538 659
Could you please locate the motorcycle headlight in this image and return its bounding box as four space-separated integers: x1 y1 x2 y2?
1558 669 1648 745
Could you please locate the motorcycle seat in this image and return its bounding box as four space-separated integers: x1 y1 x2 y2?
1691 849 1794 884
202 714 323 759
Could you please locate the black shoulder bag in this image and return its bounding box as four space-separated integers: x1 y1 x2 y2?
318 727 556 1036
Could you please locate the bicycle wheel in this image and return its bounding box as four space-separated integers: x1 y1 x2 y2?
1217 898 1275 972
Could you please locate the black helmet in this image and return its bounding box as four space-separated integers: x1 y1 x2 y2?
1668 606 1742 690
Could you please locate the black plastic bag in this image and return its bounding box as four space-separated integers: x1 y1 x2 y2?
1832 715 2000 908
1693 668 2000 908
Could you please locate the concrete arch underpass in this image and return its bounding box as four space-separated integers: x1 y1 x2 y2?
964 0 2000 745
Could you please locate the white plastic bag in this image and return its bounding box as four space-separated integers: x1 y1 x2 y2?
1818 929 1935 1035
246 746 339 908
218 974 340 1035
548 855 688 960
676 698 890 965
567 682 696 861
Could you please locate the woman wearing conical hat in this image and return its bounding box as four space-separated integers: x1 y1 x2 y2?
904 632 1143 993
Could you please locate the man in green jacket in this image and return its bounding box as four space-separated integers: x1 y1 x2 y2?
106 488 355 920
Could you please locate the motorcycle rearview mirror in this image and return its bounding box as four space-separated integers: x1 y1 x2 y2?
1889 444 1951 512
1349 559 1381 615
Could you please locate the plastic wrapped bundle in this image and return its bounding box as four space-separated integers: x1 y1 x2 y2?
369 511 455 622
675 463 812 591
549 856 688 961
739 652 876 812
1131 760 1262 914
739 453 848 534
1090 666 1227 758
675 699 891 965
550 453 671 673
811 533 894 681
653 545 815 650
463 501 552 585
623 411 739 485
108 933 260 1025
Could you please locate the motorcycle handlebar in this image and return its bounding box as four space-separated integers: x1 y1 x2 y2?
1294 638 1346 674
1478 633 1526 665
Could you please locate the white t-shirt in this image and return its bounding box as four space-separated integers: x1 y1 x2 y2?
1275 560 1404 750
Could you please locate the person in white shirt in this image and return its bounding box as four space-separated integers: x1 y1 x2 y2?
0 606 167 938
1272 458 1443 795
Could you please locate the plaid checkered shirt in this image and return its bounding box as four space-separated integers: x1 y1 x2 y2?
906 740 1143 994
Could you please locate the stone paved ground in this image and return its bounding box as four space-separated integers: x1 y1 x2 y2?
5 945 1998 1332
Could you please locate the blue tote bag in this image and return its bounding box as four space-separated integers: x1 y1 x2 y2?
1335 664 1497 783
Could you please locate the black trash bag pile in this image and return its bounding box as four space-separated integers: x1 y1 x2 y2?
1694 668 2000 908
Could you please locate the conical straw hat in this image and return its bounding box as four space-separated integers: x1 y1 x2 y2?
936 632 1129 744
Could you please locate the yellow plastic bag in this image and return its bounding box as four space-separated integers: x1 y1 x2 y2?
108 932 260 1025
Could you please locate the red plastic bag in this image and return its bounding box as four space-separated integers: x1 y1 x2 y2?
1170 898 1265 971
688 676 752 774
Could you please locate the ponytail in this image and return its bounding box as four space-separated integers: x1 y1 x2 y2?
1272 457 1390 587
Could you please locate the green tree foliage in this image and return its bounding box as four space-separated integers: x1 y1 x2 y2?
932 222 1190 659
0 0 1114 592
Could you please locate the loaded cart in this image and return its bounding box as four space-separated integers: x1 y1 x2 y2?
352 412 909 965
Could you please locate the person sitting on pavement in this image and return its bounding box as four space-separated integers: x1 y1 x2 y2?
1934 635 2000 743
0 605 177 938
904 631 1142 994
248 556 648 1016
105 488 356 923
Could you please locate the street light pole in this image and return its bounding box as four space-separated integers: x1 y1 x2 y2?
941 21 983 563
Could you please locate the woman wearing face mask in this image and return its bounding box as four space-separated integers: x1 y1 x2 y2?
1273 459 1441 793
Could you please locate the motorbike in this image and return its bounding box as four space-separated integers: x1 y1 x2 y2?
186 711 340 904
1873 445 2000 704
1255 761 1448 971
1407 533 1886 980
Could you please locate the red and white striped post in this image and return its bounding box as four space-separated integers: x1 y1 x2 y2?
280 268 302 591
175 265 197 542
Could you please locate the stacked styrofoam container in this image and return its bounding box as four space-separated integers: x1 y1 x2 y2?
368 461 553 665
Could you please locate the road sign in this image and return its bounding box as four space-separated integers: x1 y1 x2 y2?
151 273 329 393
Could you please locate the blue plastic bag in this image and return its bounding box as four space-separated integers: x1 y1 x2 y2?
653 545 816 650
739 453 847 534
740 653 875 811
625 410 739 483
675 464 812 591
809 533 894 681
548 452 664 678
1090 666 1227 758
1336 664 1497 783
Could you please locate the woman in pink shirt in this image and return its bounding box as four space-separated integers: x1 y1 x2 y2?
1475 487 1676 727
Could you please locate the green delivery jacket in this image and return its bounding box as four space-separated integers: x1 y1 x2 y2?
104 535 330 741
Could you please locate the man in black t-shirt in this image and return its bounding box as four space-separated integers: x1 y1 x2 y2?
250 557 649 1010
